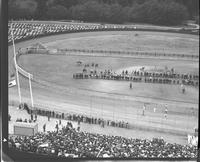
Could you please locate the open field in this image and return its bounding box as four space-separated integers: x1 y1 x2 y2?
9 30 199 145
43 31 199 55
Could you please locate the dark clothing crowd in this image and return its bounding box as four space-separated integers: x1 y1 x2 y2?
15 118 35 123
8 124 197 158
22 103 129 129
73 68 199 86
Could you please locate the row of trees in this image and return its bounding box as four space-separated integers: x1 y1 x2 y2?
9 0 198 25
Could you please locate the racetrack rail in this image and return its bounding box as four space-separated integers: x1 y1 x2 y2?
59 48 199 60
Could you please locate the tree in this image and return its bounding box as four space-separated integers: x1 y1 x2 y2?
70 4 86 20
174 0 199 18
108 3 127 23
129 3 145 22
81 0 103 21
98 3 111 22
8 0 35 20
116 0 131 6
8 0 192 25
34 0 48 19
46 5 68 20
49 0 78 9
162 1 189 25
129 0 189 25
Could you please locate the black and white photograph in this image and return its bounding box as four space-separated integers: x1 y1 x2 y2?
1 0 199 161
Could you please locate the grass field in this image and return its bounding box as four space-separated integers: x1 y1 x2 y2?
9 30 199 145
43 31 199 55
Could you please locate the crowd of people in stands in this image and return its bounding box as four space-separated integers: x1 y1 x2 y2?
8 123 197 158
8 22 138 44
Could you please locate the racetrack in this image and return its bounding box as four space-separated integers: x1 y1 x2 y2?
8 30 199 145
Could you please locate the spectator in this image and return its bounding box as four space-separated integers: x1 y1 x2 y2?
130 82 132 89
55 122 59 132
35 114 37 121
43 124 46 133
48 114 50 121
142 104 146 116
8 125 198 158
8 114 11 121
31 113 33 121
164 106 168 119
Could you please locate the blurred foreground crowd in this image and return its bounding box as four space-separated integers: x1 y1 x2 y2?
9 123 197 158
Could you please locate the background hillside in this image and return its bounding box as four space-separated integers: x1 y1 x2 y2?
8 0 199 25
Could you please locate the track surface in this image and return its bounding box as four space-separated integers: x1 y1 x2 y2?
9 30 199 145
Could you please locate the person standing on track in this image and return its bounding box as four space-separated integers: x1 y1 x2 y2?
43 123 46 133
142 104 146 116
164 105 168 119
31 113 33 121
153 106 156 113
35 113 37 121
130 82 132 89
55 121 59 132
181 84 185 94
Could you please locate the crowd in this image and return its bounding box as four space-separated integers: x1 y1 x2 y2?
15 118 36 123
119 70 199 80
73 68 199 86
82 66 198 80
8 22 139 44
21 103 129 129
72 63 199 86
8 124 198 158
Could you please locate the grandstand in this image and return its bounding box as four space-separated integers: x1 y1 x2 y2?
8 21 198 159
9 124 197 158
8 21 199 44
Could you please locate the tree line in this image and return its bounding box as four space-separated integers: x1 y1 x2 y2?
8 0 199 25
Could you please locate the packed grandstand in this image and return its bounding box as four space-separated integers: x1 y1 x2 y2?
8 102 198 158
8 21 198 44
8 22 137 43
8 21 198 159
9 124 197 158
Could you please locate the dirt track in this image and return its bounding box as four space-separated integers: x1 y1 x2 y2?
8 31 199 145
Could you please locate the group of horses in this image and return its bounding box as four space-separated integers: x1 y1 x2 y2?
73 72 198 86
73 62 199 87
